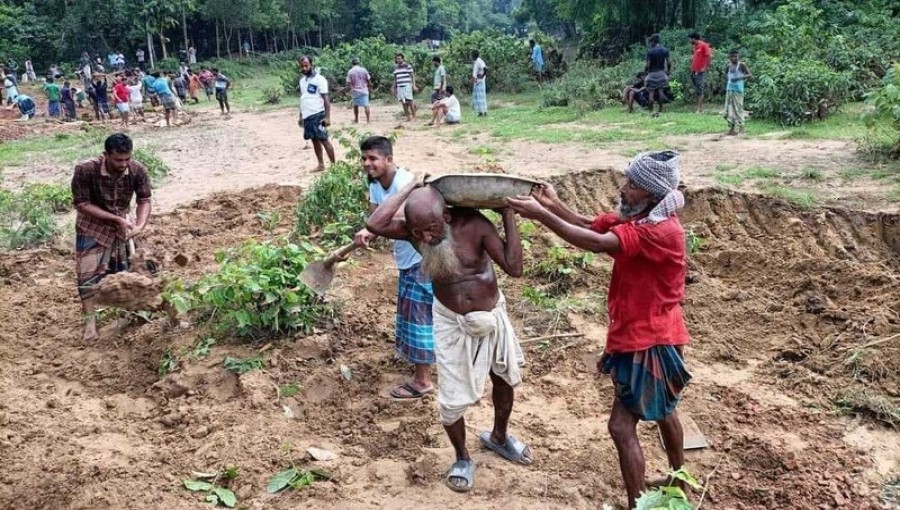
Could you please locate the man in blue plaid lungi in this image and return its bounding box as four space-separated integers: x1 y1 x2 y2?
471 50 488 116
354 136 435 399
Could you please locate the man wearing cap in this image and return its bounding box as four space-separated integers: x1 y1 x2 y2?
507 151 691 510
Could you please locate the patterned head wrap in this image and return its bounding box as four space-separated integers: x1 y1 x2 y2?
625 150 685 224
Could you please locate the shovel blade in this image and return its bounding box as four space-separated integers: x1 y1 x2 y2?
299 261 333 296
659 412 708 451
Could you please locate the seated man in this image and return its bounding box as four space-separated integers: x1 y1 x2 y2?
366 180 529 493
430 86 462 127
623 72 650 113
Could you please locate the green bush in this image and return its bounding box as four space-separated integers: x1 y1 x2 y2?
279 36 431 101
171 240 336 339
293 160 369 247
747 56 853 125
864 63 900 156
0 183 72 250
541 60 632 112
443 29 532 93
133 148 170 188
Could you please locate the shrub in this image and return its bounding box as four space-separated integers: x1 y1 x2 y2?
279 36 431 101
541 60 632 112
864 63 900 157
293 160 369 247
171 240 336 339
747 56 853 125
262 87 282 104
133 148 170 187
443 30 532 93
0 183 72 250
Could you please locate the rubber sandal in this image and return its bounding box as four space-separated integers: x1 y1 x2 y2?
444 459 475 492
389 382 433 400
479 431 534 465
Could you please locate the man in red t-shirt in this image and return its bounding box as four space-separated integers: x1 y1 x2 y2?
112 74 131 127
508 151 691 509
689 32 713 113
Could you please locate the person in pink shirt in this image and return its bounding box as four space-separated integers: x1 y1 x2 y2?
346 57 372 123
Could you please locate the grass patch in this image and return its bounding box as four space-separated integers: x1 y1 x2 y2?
800 167 823 180
715 174 746 186
745 166 782 179
0 128 110 169
834 390 900 428
764 185 817 208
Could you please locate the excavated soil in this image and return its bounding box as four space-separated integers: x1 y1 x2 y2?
0 172 898 510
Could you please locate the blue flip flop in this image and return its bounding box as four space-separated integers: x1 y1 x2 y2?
445 459 476 492
479 431 534 465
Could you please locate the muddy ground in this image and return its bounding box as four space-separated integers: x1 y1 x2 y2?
0 101 899 509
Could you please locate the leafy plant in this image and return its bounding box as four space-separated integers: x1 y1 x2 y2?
174 240 336 339
864 63 900 157
223 356 264 374
443 30 535 94
267 466 332 494
261 86 282 104
747 56 853 126
293 160 368 247
0 183 73 250
256 210 282 232
183 468 240 508
134 148 171 188
685 229 707 255
531 245 594 292
192 337 216 358
158 349 179 376
635 468 703 510
279 383 301 398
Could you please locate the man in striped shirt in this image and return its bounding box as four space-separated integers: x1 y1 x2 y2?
392 53 418 122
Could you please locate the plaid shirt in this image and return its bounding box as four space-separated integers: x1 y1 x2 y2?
72 157 152 247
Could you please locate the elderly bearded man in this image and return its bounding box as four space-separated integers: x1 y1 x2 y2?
508 151 692 510
366 179 529 493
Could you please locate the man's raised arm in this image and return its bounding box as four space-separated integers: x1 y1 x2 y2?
365 180 421 240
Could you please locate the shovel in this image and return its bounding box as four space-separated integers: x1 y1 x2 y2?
300 242 360 296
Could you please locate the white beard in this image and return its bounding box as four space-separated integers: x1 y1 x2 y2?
617 197 653 219
419 224 461 281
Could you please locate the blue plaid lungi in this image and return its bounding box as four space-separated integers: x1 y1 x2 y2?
472 80 487 114
601 345 691 422
395 264 435 364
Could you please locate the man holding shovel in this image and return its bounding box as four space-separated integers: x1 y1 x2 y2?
71 133 152 341
507 151 692 509
353 136 436 399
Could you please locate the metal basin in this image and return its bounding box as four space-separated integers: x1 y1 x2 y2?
426 173 538 209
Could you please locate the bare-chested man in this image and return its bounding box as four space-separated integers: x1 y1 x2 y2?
366 179 529 493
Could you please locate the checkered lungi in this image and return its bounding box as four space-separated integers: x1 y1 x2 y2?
395 264 435 364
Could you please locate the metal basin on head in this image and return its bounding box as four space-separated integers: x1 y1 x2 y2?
425 173 539 209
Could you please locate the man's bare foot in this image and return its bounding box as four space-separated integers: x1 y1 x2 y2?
313 165 326 172
83 318 98 341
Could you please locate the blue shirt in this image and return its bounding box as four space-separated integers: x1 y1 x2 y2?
369 167 422 270
531 44 544 66
152 77 173 96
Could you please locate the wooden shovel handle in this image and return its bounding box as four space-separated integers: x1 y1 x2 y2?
323 242 359 266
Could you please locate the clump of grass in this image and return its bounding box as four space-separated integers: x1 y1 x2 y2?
800 167 823 180
133 148 170 188
715 174 746 186
745 166 781 179
834 391 900 428
764 185 817 208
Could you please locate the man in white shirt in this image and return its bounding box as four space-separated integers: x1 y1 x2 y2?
471 50 488 116
298 55 335 172
429 85 461 126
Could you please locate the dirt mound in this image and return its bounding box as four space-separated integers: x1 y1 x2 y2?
1 176 898 510
93 272 163 311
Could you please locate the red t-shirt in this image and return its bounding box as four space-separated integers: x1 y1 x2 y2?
691 41 712 73
591 213 690 354
113 82 129 103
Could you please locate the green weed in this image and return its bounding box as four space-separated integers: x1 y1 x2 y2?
158 349 179 376
834 391 900 428
686 229 708 255
133 148 170 188
0 183 72 250
256 210 282 233
223 356 264 374
267 466 332 494
635 468 702 510
800 167 823 180
764 185 817 209
715 174 746 186
192 337 216 359
183 468 239 508
745 166 782 179
279 383 301 398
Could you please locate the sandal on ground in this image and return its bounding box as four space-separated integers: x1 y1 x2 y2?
479 431 534 465
389 382 433 399
444 459 476 492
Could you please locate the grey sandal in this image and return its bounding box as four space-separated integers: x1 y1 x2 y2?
479 431 534 465
444 459 476 492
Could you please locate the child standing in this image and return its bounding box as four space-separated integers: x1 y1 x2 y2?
188 71 201 104
43 77 62 118
113 75 130 126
